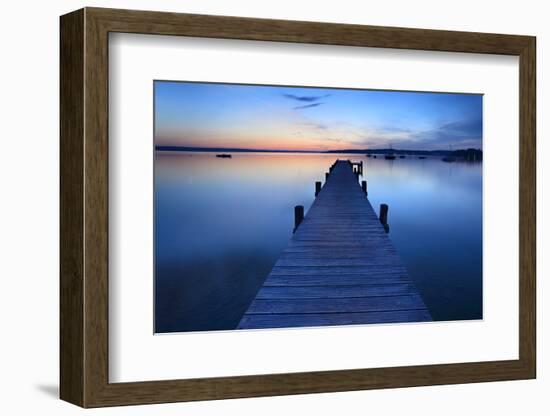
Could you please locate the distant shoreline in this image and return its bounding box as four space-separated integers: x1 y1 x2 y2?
155 145 321 154
155 145 482 158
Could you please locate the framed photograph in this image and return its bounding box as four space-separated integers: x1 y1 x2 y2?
60 7 536 407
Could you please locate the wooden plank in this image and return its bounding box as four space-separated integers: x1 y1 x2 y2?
246 295 428 314
238 310 432 329
264 274 410 286
269 266 409 276
274 258 405 267
238 160 431 329
280 248 402 260
256 283 419 299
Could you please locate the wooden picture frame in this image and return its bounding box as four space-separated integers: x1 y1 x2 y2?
60 7 536 408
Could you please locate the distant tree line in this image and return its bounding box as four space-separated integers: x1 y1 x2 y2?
333 148 482 161
448 148 483 161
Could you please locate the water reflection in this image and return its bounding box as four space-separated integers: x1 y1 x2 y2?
155 152 482 333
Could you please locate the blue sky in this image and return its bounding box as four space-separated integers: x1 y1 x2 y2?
154 81 482 151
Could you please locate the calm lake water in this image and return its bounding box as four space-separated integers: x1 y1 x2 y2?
155 152 482 333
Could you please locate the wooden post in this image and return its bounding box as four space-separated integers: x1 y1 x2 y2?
294 205 304 232
325 172 329 181
315 181 322 196
361 180 367 194
360 161 363 175
379 203 389 233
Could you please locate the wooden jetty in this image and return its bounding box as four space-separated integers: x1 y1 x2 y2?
237 160 431 330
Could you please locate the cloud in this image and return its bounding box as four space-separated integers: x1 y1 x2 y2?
283 93 330 103
436 118 482 139
379 126 413 134
376 117 483 150
293 103 324 110
301 121 328 130
329 117 482 150
408 118 482 148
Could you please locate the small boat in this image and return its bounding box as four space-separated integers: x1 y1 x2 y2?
366 154 371 158
216 154 232 158
418 156 426 159
373 155 377 158
399 155 406 159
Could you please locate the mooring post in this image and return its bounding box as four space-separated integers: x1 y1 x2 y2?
362 180 367 194
379 203 389 233
315 181 322 196
294 205 304 232
325 172 329 181
360 161 363 174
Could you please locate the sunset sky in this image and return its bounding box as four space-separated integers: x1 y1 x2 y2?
154 81 482 152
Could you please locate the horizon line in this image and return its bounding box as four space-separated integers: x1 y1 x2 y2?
155 145 483 154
